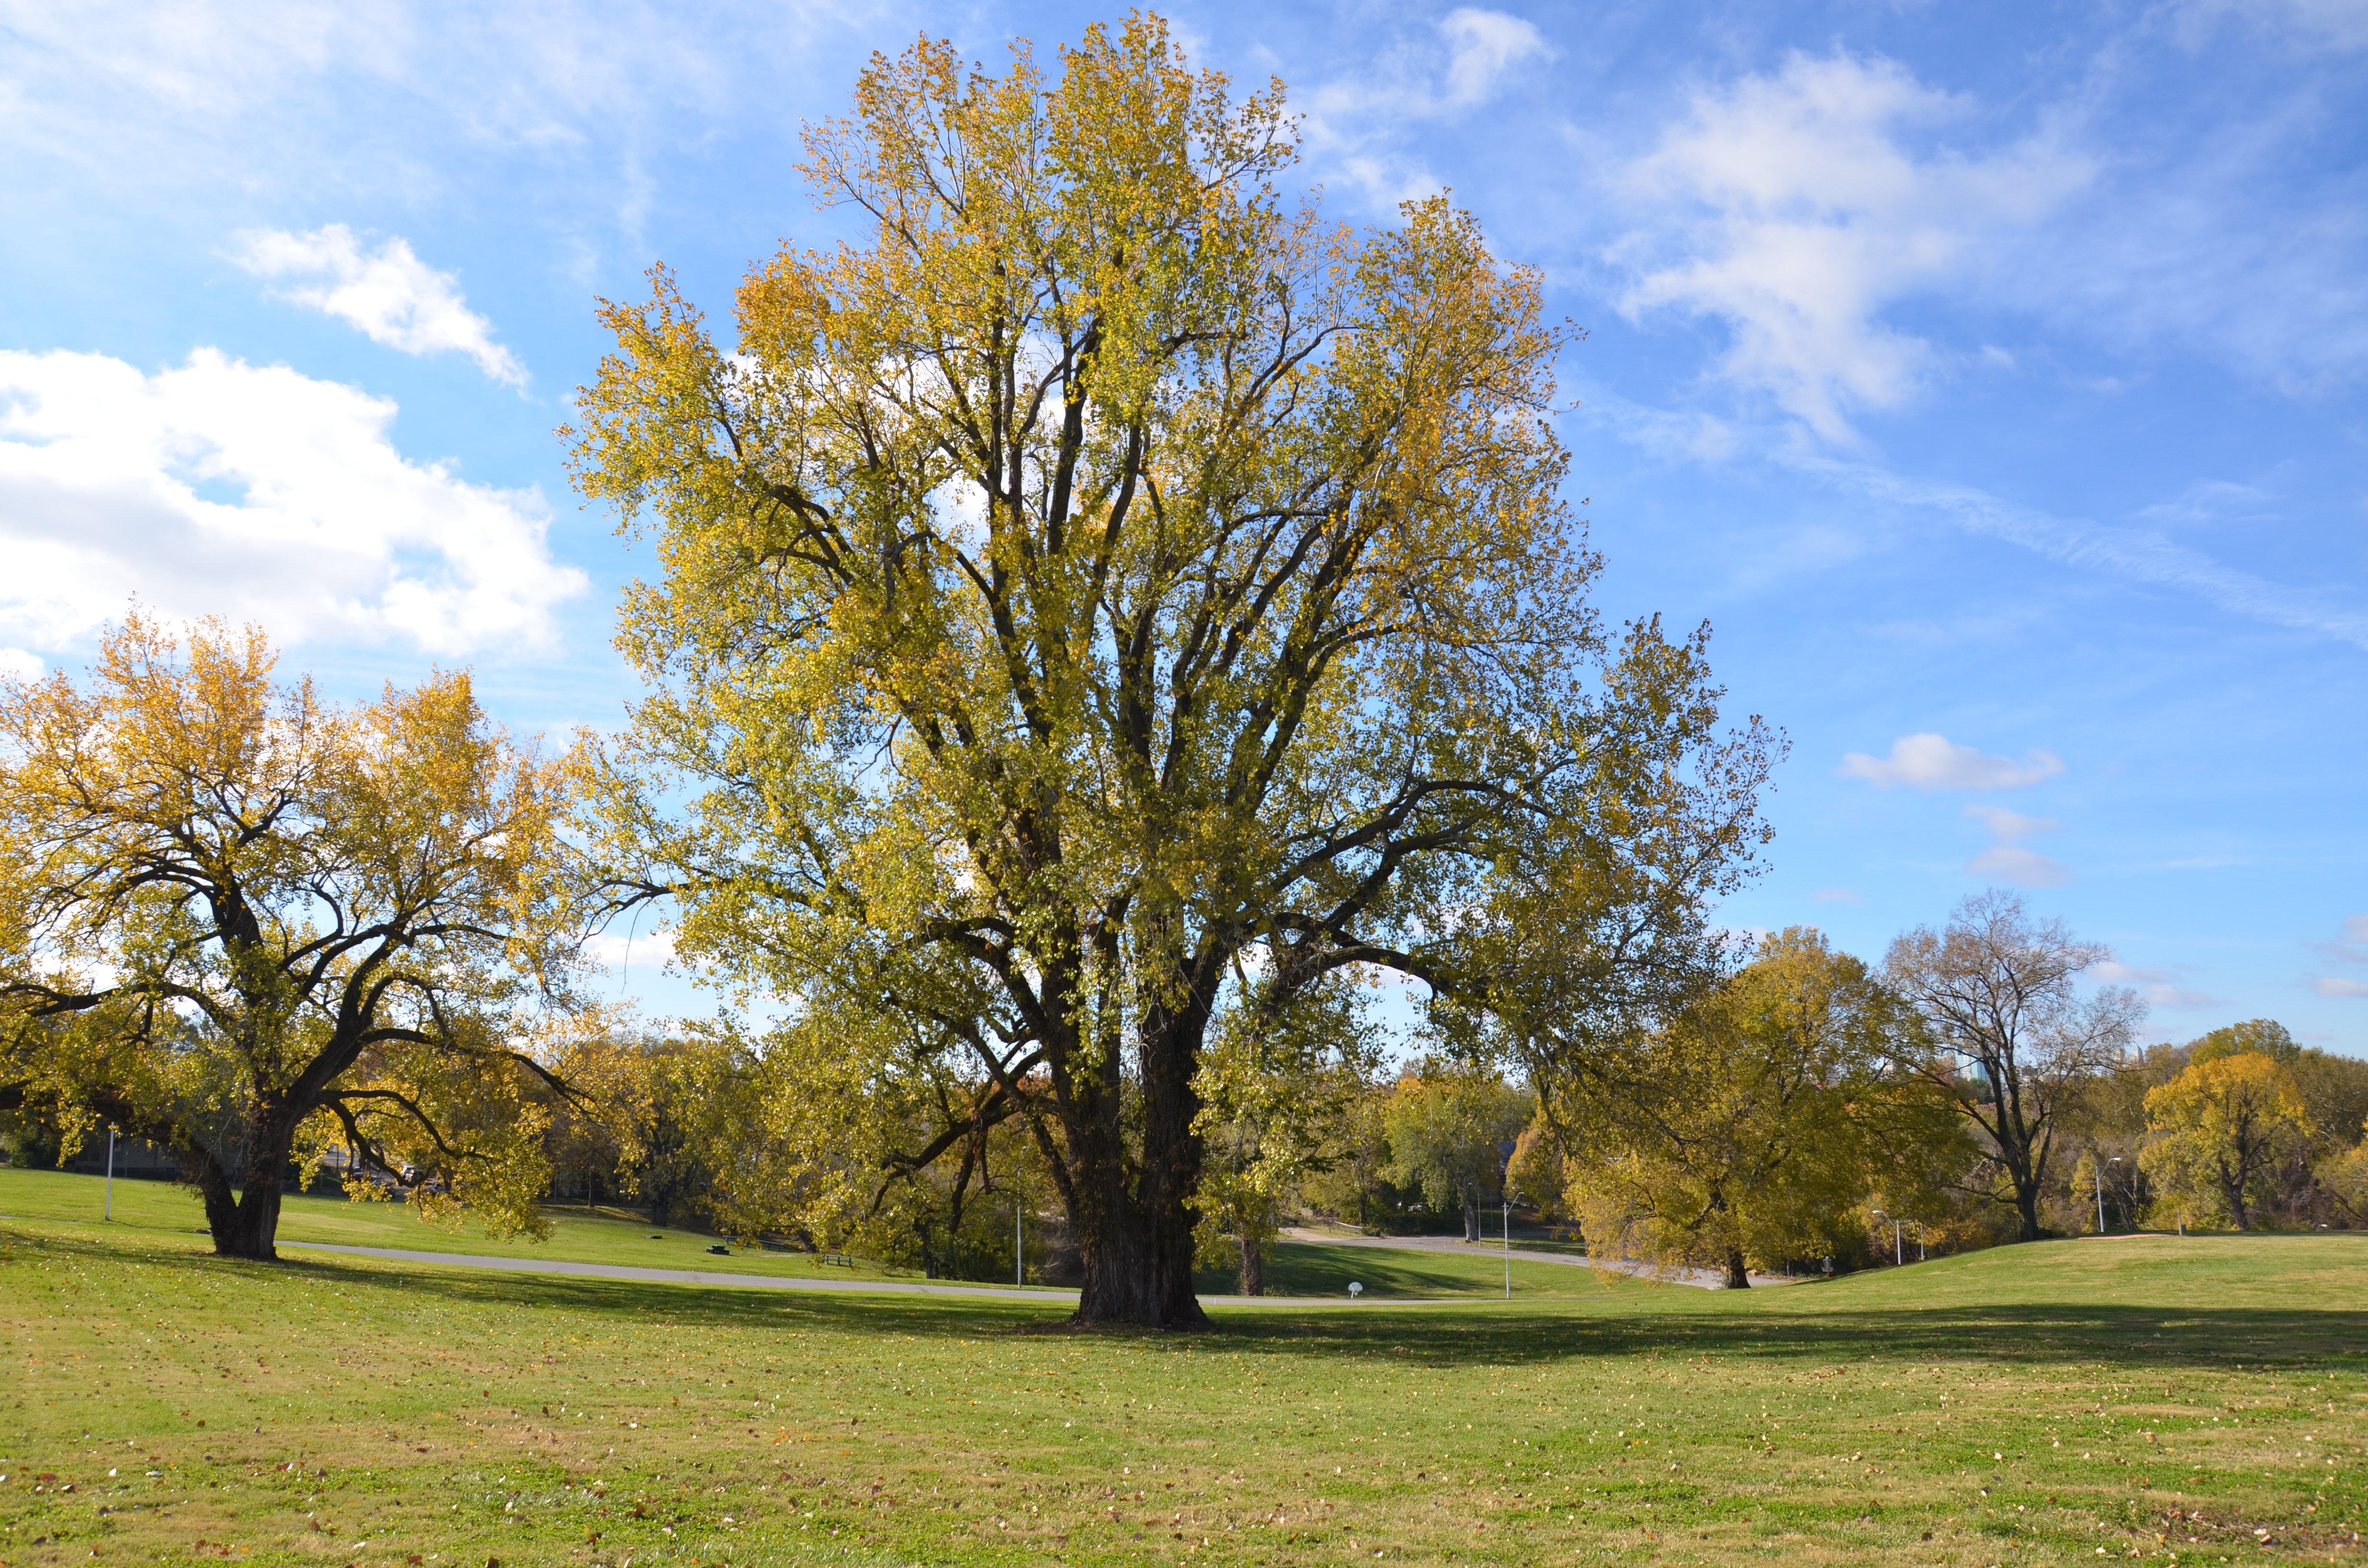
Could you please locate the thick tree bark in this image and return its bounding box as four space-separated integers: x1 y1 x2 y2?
1988 1115 2048 1242
1723 1248 1751 1290
180 1107 296 1261
2220 1156 2251 1231
1065 971 1213 1329
1462 1187 1480 1244
1238 1222 1265 1297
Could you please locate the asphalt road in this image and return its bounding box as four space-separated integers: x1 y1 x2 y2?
1276 1228 1793 1288
274 1239 1475 1307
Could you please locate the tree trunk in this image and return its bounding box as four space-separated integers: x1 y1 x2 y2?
1067 979 1212 1328
1723 1248 1751 1289
2220 1157 2251 1231
189 1108 294 1261
1462 1186 1480 1244
1238 1221 1265 1297
2010 1165 2044 1242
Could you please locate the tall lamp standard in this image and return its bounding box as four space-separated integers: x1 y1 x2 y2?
103 1125 116 1222
1496 1139 1516 1301
2095 1156 2122 1236
1873 1208 1901 1267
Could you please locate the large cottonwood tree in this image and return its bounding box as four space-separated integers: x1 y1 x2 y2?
0 616 582 1259
568 18 1773 1325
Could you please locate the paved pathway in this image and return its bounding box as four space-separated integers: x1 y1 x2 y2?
1277 1228 1794 1289
276 1240 1473 1308
278 1241 1077 1301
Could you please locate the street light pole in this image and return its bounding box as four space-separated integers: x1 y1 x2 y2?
104 1126 116 1221
1873 1208 1900 1266
1496 1139 1516 1301
2095 1155 2123 1236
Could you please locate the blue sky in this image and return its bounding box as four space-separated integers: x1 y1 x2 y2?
2 0 2363 1049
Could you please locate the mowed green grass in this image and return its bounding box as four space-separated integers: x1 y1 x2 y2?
0 1169 1596 1299
1200 1242 1609 1300
2 1186 2366 1568
0 1167 1064 1291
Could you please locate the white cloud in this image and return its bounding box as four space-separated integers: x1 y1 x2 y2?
1962 803 2071 887
0 649 40 680
1611 51 2092 441
2312 977 2368 999
1838 732 2064 791
1811 886 1863 904
1304 9 1553 205
1966 804 2055 841
233 225 526 387
1438 9 1551 111
1965 845 2072 887
0 347 585 655
587 926 679 973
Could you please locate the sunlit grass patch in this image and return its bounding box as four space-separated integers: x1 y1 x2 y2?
0 1194 2363 1566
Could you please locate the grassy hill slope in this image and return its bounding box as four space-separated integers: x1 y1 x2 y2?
0 1191 2361 1566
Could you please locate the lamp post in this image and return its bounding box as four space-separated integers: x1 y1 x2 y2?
103 1125 116 1221
1873 1208 1900 1266
2095 1155 2121 1236
1497 1139 1516 1301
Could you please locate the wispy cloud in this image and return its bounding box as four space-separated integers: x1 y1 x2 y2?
2177 0 2368 51
1839 732 2063 791
1811 886 1864 904
1963 803 2070 887
2093 959 2224 1009
1304 8 1554 205
2307 914 2368 996
1608 50 2092 441
233 225 527 387
1806 457 2368 651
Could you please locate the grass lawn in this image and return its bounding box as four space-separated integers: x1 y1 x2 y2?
0 1169 1599 1301
1198 1243 1608 1300
0 1168 1069 1293
0 1178 2363 1567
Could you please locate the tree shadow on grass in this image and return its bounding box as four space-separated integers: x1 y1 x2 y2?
15 1224 2365 1376
1191 1241 1609 1301
1197 1298 2368 1372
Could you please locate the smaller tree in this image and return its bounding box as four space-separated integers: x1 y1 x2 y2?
1381 1063 1530 1242
1504 1114 1568 1225
1887 891 2142 1242
2141 1052 2314 1231
1190 984 1377 1295
2187 1018 2299 1066
544 1024 746 1229
0 616 582 1259
1554 927 1963 1287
